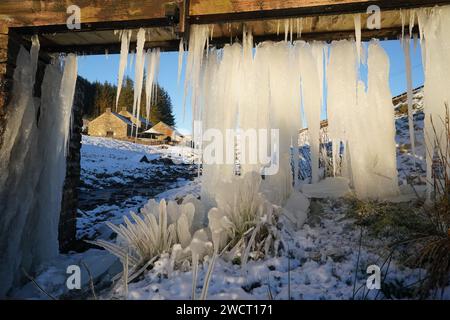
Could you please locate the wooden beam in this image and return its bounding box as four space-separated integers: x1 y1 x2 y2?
42 39 181 55
0 0 176 27
0 23 12 150
190 0 373 15
208 25 418 47
189 0 450 23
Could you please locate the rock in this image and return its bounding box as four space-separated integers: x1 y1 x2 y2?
149 157 175 165
309 251 322 262
325 248 346 263
140 155 150 163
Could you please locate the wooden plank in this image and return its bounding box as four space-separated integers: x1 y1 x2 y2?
0 23 10 149
42 39 181 55
189 0 450 23
0 0 174 28
190 0 371 15
190 0 450 15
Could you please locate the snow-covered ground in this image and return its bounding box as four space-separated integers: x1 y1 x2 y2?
103 199 436 300
394 89 427 183
77 136 199 241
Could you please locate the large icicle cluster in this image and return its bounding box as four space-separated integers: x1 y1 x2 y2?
0 39 78 296
184 25 400 204
346 42 399 198
417 7 450 195
115 29 161 134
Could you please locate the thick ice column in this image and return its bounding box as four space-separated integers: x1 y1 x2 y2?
327 40 358 176
33 54 78 265
262 41 300 203
132 28 146 137
0 40 78 296
366 41 399 198
237 30 258 176
347 41 399 199
184 25 210 122
0 44 39 295
417 7 450 196
200 44 241 208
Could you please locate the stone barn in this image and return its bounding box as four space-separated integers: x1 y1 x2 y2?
150 121 184 144
118 108 152 130
88 108 133 138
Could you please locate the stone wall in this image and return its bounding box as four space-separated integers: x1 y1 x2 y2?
59 80 84 253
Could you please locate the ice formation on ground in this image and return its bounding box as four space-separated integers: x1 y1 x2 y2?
0 39 77 295
302 177 351 199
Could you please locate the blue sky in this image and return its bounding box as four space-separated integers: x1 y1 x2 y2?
78 39 424 134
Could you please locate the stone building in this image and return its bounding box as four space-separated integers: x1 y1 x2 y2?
145 121 184 143
87 108 133 138
88 108 153 138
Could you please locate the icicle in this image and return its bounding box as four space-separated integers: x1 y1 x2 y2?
131 28 146 137
400 10 406 42
0 43 77 295
327 40 358 176
129 50 135 72
409 9 415 38
284 19 289 42
402 37 417 170
116 30 131 110
145 48 161 122
210 25 214 40
30 35 40 79
184 25 210 122
354 14 362 63
365 41 399 198
59 54 78 155
177 39 184 85
290 19 293 43
297 18 303 39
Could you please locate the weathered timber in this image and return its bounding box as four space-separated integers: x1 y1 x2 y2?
0 0 176 28
189 0 450 22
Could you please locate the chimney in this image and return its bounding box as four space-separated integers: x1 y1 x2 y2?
106 108 111 114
